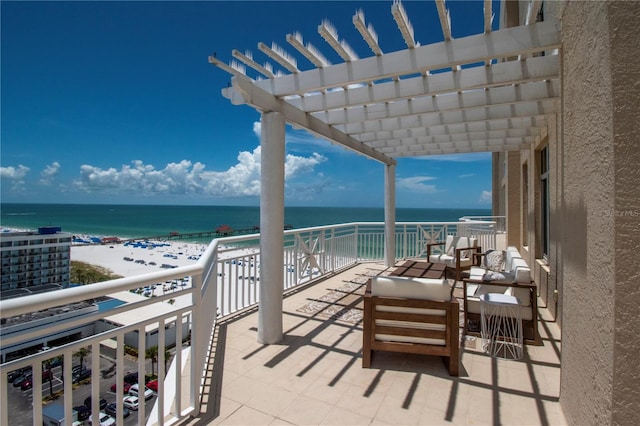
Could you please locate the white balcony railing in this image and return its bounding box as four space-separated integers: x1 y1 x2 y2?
0 220 495 426
460 215 506 234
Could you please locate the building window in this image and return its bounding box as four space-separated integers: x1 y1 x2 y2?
540 147 550 261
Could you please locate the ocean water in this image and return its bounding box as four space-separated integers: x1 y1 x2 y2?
1 203 491 240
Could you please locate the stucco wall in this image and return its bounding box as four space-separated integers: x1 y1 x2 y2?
561 1 614 424
608 2 640 424
559 1 640 424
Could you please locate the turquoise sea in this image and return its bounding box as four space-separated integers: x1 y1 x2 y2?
0 204 491 241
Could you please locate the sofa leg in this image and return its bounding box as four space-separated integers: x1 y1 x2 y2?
362 349 371 368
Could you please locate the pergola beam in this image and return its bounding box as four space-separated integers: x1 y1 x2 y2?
318 20 358 62
254 20 560 97
436 0 452 41
353 9 383 56
392 0 417 48
231 50 275 79
336 98 557 135
484 0 493 33
318 79 559 127
286 32 330 68
223 74 395 165
355 116 547 144
258 42 299 74
294 55 559 114
367 130 537 148
379 139 532 156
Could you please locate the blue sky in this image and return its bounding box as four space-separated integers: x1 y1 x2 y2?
1 0 498 208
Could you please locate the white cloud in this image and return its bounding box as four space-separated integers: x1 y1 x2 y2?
40 162 60 185
479 190 492 203
458 173 475 178
1 165 30 180
0 165 30 192
74 146 326 198
397 176 438 194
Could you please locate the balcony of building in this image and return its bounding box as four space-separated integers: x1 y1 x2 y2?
186 260 563 426
0 220 564 426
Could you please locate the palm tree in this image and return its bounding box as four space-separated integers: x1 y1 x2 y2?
73 347 91 370
145 346 158 376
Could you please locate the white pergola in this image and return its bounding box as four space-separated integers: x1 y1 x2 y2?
210 0 560 343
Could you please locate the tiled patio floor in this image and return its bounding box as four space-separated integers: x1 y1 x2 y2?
186 261 565 425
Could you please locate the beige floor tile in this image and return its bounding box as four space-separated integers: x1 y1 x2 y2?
198 262 565 426
205 396 243 425
278 394 334 425
246 383 297 418
371 393 423 425
334 382 388 419
218 405 276 425
320 405 373 425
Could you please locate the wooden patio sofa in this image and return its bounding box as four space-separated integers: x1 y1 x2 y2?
362 275 460 376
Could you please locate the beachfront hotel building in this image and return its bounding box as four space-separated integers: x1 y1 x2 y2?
1 1 638 425
0 227 72 298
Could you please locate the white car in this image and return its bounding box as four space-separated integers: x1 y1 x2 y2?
88 412 116 426
129 383 154 400
123 395 139 410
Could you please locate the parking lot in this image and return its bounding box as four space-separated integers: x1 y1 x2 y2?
5 347 158 425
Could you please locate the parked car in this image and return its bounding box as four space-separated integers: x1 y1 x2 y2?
110 381 132 393
74 405 91 421
84 396 107 410
105 402 130 418
8 367 31 383
88 412 115 426
145 379 158 392
129 383 154 400
123 371 138 384
19 371 49 391
46 357 63 368
122 395 139 411
73 368 91 383
12 373 31 388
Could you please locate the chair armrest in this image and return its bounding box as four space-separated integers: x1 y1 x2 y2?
454 245 481 260
426 241 446 257
472 251 486 266
463 278 535 290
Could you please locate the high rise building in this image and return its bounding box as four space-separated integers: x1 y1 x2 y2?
0 227 72 300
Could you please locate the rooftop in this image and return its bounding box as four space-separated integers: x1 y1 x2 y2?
186 261 564 425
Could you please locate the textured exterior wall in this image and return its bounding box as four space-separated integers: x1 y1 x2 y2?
559 1 640 425
561 2 615 423
609 2 640 424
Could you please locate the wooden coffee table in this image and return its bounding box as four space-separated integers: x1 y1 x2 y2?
390 260 447 279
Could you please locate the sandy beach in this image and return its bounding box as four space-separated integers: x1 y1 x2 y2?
71 240 208 278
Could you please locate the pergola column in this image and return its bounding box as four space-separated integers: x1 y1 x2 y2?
258 111 285 344
384 163 396 267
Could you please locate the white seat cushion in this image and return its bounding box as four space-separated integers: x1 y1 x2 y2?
371 276 451 302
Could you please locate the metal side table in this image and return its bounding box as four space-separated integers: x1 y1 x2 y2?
479 293 523 360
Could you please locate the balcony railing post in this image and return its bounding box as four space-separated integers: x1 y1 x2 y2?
191 272 203 414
